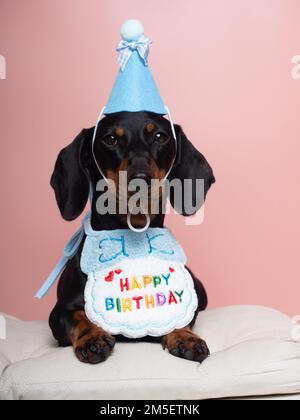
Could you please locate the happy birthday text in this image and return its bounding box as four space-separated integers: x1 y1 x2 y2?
104 272 184 313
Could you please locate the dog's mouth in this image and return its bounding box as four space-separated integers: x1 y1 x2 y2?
104 169 166 229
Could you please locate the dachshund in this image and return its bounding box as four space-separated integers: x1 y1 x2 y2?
49 111 215 364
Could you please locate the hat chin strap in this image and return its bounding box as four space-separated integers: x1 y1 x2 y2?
91 105 177 233
92 106 109 183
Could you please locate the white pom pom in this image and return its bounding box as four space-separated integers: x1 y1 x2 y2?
121 19 144 42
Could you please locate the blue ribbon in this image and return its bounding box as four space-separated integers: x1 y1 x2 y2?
35 212 90 299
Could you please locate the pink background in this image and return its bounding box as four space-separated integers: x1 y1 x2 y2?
0 0 299 320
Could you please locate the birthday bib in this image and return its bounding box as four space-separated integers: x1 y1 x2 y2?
81 219 198 338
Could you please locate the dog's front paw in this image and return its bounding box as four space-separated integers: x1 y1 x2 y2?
162 328 210 363
71 311 115 364
73 328 115 364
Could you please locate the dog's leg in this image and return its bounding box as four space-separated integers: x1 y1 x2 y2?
49 249 115 364
71 310 116 364
162 327 210 363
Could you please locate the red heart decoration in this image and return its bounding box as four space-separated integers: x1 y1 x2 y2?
169 267 175 273
114 269 122 275
105 271 114 282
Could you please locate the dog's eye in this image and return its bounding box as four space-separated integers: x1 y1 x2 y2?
102 135 118 147
154 132 169 144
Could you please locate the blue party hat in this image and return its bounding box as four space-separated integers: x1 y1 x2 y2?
104 19 167 115
92 19 177 185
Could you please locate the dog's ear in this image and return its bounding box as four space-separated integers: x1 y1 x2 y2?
168 125 215 216
50 128 93 221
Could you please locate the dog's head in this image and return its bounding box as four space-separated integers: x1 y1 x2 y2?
51 111 215 228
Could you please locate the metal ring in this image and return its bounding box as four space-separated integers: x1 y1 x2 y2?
127 212 151 233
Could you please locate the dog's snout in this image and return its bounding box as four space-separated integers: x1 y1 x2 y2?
129 172 152 186
127 156 153 186
128 168 152 186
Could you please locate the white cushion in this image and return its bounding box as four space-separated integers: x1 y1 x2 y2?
0 305 299 400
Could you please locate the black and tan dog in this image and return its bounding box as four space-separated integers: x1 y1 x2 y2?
49 111 215 364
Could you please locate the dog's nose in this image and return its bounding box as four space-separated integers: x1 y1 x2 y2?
127 156 152 186
128 172 152 186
